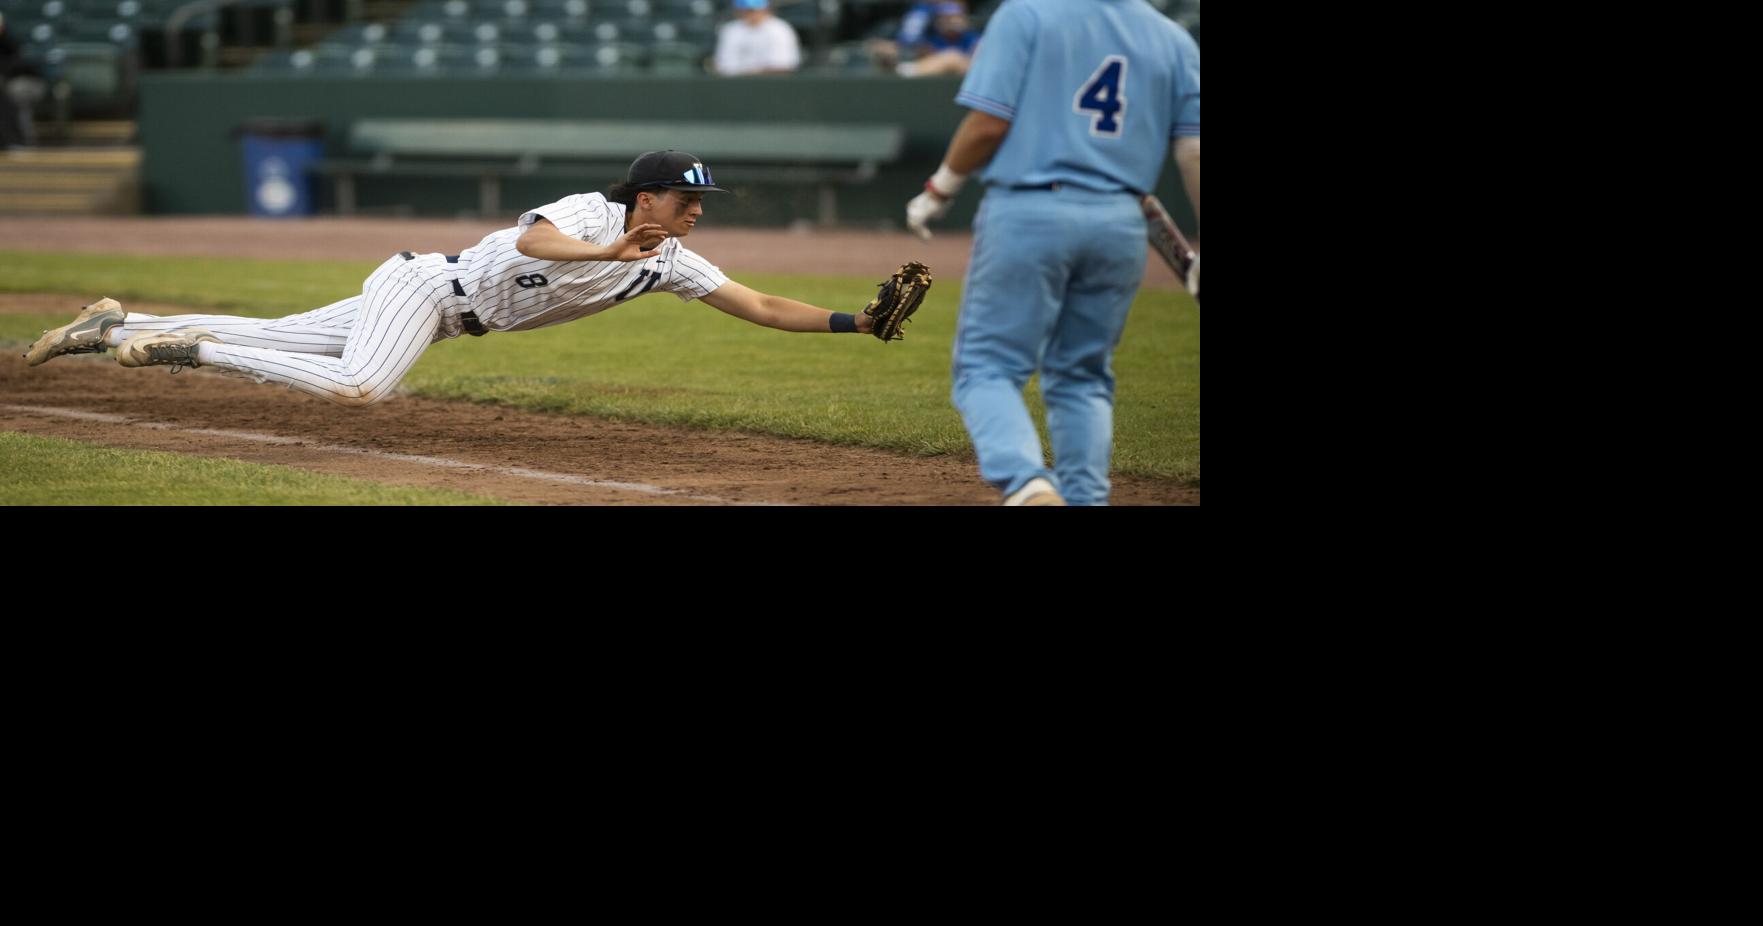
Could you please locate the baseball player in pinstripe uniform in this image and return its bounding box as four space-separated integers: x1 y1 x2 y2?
24 150 879 405
904 0 1200 506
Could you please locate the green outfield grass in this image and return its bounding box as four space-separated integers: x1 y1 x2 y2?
0 432 508 505
2 250 1200 482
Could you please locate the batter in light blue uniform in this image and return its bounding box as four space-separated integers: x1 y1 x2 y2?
906 0 1201 505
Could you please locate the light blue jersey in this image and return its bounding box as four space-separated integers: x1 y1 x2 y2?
956 0 1200 194
945 0 1200 504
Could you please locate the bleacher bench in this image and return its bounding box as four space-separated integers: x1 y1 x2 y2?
312 118 907 223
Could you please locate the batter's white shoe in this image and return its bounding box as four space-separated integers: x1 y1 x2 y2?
23 297 127 366
116 328 221 372
1003 477 1067 507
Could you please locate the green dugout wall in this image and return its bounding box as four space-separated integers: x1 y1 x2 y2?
138 73 1197 231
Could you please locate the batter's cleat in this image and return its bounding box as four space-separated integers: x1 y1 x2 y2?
116 328 221 372
1003 477 1067 507
23 297 127 366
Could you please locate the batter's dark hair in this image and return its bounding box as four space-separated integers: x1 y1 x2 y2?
606 180 643 207
607 181 685 207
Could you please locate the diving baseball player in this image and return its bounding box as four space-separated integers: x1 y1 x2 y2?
903 0 1200 506
24 150 881 405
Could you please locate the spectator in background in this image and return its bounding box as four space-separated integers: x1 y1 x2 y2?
1 11 46 149
713 0 801 75
869 1 980 77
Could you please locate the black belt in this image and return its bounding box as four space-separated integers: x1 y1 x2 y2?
1002 183 1146 195
401 251 486 336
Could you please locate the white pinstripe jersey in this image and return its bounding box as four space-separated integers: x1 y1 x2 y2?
454 193 730 333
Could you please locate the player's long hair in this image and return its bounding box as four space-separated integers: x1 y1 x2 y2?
607 181 685 210
606 181 643 207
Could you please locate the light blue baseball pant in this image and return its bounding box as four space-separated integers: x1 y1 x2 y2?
951 186 1147 505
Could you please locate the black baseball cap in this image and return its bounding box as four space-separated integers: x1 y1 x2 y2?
627 150 727 193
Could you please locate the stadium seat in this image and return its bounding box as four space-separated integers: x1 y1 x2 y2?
583 40 643 72
653 0 714 18
529 0 590 18
47 40 124 101
821 40 877 74
504 41 595 71
775 0 829 31
654 15 711 46
454 43 505 72
647 39 704 74
392 19 458 44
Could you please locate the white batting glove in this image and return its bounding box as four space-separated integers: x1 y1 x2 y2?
905 165 968 241
905 189 951 241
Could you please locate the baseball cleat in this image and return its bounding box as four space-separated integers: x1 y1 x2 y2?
23 297 127 366
1003 477 1067 507
116 328 221 372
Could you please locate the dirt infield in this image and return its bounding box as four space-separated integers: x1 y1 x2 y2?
0 345 1196 507
2 218 1195 505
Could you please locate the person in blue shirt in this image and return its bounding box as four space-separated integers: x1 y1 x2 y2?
869 1 981 77
905 0 1200 506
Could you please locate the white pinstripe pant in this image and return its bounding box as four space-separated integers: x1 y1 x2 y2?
119 253 468 407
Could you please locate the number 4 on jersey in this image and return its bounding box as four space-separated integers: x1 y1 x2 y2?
1074 55 1129 137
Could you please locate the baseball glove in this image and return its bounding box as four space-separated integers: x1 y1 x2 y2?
864 261 933 342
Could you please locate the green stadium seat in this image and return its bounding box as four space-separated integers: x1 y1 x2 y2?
584 40 643 71
648 39 704 74
46 40 126 107
775 0 829 31
392 18 456 44
505 41 592 71
449 42 506 72
657 16 712 44
821 39 877 74
654 0 714 18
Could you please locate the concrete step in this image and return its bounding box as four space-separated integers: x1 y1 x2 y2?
0 149 143 169
0 191 114 213
0 146 142 214
37 121 139 146
0 172 123 192
0 186 140 214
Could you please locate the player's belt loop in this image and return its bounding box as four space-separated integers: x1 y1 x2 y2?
459 307 488 337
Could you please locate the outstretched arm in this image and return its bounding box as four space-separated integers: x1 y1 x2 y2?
517 217 669 262
700 281 876 334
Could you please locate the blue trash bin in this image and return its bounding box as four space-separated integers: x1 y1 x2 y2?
237 119 325 218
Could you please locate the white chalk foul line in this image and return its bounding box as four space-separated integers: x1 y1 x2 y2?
2 404 764 504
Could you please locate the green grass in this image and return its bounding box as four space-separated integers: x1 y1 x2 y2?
1 252 378 317
2 250 1199 482
0 432 508 505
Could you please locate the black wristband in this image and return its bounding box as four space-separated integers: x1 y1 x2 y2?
829 312 858 333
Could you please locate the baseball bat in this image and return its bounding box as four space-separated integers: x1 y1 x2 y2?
1142 194 1200 302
